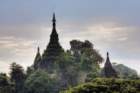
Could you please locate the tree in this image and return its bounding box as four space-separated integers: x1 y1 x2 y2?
63 78 140 93
25 70 59 93
70 40 103 64
0 73 14 93
26 66 34 77
70 40 103 82
113 63 139 79
10 62 26 93
57 52 79 89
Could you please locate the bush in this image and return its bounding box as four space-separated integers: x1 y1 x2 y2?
25 70 59 93
63 78 140 93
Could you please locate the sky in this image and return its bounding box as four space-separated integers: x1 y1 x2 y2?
0 0 140 74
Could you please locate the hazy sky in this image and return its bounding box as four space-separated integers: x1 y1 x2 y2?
0 0 140 74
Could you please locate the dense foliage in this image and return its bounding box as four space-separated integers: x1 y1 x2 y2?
0 73 14 93
25 70 59 93
63 78 140 93
10 63 26 93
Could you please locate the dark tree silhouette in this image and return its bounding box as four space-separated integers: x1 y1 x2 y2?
10 63 26 93
0 73 14 93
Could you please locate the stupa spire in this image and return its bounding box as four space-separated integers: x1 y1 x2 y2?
50 13 59 43
37 46 40 53
106 52 111 64
39 13 64 70
52 13 56 28
107 52 109 57
33 46 41 69
103 52 118 78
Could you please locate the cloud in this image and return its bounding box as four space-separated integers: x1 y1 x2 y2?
0 36 37 72
0 22 57 72
54 21 140 73
0 0 139 74
59 21 140 52
0 36 35 52
0 24 43 40
0 61 10 73
0 18 140 74
117 37 128 41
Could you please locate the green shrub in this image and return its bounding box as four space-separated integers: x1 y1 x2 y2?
63 78 140 93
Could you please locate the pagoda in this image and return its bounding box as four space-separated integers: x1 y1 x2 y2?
34 13 64 71
40 13 63 70
102 52 118 78
33 47 41 69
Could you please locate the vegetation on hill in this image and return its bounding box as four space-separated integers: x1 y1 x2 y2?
113 63 139 79
0 40 139 93
25 70 59 93
63 78 140 93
